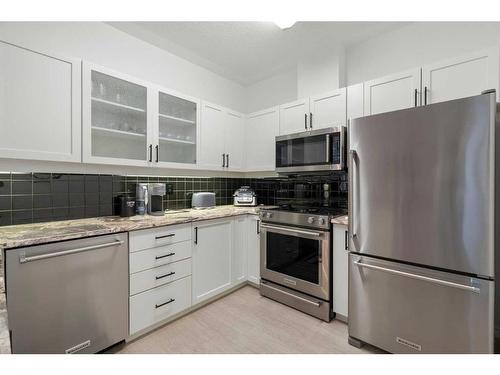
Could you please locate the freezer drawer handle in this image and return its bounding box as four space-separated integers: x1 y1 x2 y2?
354 260 480 293
19 240 124 264
263 282 322 307
260 223 321 237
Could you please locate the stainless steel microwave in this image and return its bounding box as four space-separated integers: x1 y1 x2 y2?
275 126 346 174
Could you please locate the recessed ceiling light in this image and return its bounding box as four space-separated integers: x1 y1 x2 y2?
274 21 296 30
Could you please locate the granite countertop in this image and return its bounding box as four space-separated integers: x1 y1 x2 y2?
0 205 271 250
0 204 273 354
331 215 348 226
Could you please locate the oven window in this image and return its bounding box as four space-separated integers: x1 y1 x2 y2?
266 232 320 284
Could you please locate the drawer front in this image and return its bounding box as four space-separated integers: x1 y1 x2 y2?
348 254 494 353
130 241 192 274
129 224 191 252
130 276 192 334
130 258 192 296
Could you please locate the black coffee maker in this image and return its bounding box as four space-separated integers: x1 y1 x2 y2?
147 183 166 216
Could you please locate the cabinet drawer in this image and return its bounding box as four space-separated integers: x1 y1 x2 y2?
130 240 192 274
130 276 191 334
129 224 191 252
130 258 192 296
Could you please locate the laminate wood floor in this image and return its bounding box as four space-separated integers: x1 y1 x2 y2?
119 285 381 354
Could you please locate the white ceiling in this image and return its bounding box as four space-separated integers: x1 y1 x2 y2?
108 22 410 86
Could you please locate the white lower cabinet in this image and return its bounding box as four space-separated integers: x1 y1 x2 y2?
332 224 349 319
232 216 248 284
129 276 192 334
192 218 233 304
246 215 261 286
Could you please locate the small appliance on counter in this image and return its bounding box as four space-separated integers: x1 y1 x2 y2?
191 192 216 209
135 183 148 215
147 183 166 216
233 186 257 206
115 195 136 217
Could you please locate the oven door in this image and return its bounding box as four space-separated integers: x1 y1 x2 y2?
260 223 330 300
275 127 345 173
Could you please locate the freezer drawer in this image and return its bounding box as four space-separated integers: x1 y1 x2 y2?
348 254 494 353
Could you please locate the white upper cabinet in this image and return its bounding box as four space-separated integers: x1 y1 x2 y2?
0 40 81 162
364 68 421 116
309 87 347 130
224 110 245 171
245 106 279 172
199 101 226 170
421 48 499 105
279 98 310 135
82 62 152 166
155 88 199 167
346 83 364 121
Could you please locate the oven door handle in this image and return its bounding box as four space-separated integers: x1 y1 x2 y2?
260 223 322 237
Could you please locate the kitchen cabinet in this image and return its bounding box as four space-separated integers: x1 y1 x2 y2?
363 68 421 116
309 87 347 130
279 98 310 134
245 106 279 172
192 218 233 304
332 223 348 320
199 101 245 171
421 48 499 105
82 62 153 166
232 216 248 284
347 83 364 121
0 40 81 162
154 87 200 166
224 110 245 171
246 215 261 286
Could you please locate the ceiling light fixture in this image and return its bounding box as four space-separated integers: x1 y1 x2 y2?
274 21 296 30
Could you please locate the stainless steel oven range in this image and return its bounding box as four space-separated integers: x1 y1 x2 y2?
259 206 343 321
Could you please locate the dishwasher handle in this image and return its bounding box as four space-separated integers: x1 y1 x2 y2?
19 240 124 264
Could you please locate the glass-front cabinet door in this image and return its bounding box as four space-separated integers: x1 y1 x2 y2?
156 90 198 165
82 63 151 166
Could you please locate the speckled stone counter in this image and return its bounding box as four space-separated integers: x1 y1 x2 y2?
0 205 272 354
331 215 348 226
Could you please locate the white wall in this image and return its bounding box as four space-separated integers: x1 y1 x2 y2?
0 22 246 112
244 68 297 113
346 22 500 85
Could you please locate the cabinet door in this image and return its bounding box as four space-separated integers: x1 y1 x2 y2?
279 98 310 135
155 88 199 166
224 110 245 171
199 101 225 170
245 107 279 172
0 40 81 162
232 216 248 285
82 63 151 166
309 88 347 130
347 83 364 121
422 48 499 105
246 215 261 286
192 219 233 304
364 68 421 116
332 224 348 319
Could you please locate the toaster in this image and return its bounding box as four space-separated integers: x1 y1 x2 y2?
233 186 257 206
191 192 216 209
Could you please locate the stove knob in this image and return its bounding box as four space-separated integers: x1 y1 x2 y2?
307 217 315 224
318 218 325 225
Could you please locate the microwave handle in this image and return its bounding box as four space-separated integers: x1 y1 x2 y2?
325 134 330 163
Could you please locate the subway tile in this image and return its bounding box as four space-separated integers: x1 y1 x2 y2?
0 196 11 211
68 206 85 219
52 193 69 208
11 173 32 181
12 181 32 195
69 193 85 206
0 173 11 179
0 180 11 195
52 179 69 194
99 175 113 192
0 211 11 226
85 193 99 206
13 195 32 210
84 206 99 218
33 194 52 209
33 180 51 194
12 210 32 225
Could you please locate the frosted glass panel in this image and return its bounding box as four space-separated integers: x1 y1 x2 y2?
158 92 197 164
91 70 147 160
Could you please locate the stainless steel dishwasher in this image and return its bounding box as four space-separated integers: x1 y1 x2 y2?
5 233 128 354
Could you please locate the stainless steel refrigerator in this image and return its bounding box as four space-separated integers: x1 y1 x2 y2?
347 91 498 354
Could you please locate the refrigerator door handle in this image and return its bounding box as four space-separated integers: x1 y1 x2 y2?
348 149 358 240
354 259 480 293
